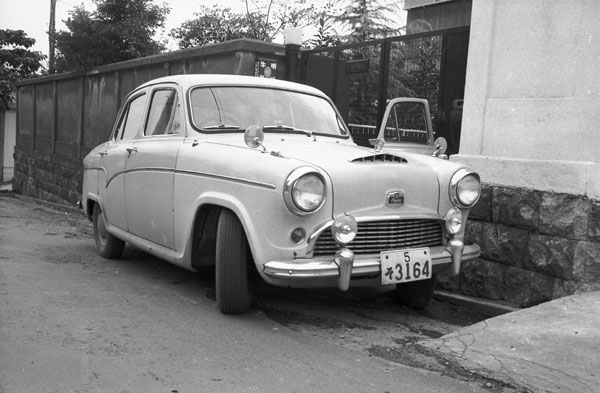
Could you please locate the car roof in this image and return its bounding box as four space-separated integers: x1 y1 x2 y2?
138 74 326 97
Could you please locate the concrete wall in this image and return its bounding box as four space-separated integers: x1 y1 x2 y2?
1 111 16 183
443 0 600 306
453 0 600 199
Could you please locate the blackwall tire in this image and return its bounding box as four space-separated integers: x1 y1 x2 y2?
393 274 437 310
215 209 251 315
92 203 125 259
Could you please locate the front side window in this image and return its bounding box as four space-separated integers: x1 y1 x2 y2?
189 86 348 137
145 89 180 136
383 101 430 144
115 93 146 140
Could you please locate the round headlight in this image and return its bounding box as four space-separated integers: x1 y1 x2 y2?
293 174 325 211
331 214 358 245
445 207 463 235
450 170 481 208
284 168 326 216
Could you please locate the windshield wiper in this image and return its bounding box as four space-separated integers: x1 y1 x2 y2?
202 124 241 130
263 124 313 137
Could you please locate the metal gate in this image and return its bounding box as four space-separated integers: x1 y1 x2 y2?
299 26 469 154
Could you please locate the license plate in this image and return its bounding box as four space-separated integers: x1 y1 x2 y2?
380 248 432 285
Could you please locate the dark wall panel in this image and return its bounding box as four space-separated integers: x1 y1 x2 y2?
56 78 81 144
83 73 120 149
34 82 54 140
17 85 34 137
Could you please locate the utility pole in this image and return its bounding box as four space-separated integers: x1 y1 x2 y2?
49 0 57 73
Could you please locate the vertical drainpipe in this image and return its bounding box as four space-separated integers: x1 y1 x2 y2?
284 27 303 82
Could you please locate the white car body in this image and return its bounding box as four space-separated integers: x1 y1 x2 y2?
82 74 481 314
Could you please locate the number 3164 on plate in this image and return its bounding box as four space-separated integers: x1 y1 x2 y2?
380 248 431 285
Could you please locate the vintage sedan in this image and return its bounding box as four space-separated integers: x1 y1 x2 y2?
82 74 481 314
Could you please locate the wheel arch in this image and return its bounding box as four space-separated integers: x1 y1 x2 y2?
83 196 99 221
188 195 256 271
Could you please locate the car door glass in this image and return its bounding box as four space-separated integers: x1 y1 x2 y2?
117 94 146 140
384 101 429 144
145 89 179 136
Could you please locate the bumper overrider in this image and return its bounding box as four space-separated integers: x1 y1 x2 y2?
263 242 480 291
263 213 481 291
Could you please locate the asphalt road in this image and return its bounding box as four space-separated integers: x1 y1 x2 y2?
0 194 518 393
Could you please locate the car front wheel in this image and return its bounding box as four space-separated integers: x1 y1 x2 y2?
215 209 251 314
92 203 125 259
393 274 437 310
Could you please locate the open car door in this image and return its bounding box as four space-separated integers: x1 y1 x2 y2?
372 98 447 157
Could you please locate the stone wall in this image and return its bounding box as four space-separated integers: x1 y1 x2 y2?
438 183 600 308
13 149 82 206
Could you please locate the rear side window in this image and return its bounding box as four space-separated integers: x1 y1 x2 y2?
115 93 146 140
145 89 180 136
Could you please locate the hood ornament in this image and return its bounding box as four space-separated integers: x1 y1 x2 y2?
368 138 385 153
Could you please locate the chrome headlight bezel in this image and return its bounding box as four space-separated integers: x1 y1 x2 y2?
449 169 481 209
283 167 326 216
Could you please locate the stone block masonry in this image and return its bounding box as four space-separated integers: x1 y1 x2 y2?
13 148 83 206
438 183 600 308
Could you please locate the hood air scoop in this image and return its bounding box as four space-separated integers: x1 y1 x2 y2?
351 153 407 164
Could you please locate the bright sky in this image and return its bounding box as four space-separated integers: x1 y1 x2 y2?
0 0 274 56
0 0 405 58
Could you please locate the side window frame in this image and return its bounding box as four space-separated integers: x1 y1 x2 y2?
143 87 182 137
112 91 148 141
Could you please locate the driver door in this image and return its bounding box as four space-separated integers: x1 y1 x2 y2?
100 91 148 231
123 85 183 249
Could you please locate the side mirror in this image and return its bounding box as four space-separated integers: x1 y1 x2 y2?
244 125 265 151
432 137 447 158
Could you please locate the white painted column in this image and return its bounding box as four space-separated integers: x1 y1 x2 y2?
453 0 600 199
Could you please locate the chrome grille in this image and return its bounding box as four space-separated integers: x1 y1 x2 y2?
313 219 443 256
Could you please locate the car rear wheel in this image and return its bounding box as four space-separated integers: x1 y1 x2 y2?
92 203 125 259
215 209 251 314
393 274 437 310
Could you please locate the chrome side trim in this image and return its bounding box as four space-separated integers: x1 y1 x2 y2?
177 169 277 190
104 167 276 190
84 166 107 175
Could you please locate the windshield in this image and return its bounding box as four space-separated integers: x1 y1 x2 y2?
189 86 348 137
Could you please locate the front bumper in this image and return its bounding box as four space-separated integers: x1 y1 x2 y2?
263 242 480 289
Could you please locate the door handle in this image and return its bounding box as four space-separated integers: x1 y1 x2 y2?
99 151 107 156
126 147 138 156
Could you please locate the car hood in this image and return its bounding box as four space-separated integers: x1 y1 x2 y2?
224 134 443 217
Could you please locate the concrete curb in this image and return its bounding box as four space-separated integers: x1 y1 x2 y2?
0 191 85 217
434 290 520 317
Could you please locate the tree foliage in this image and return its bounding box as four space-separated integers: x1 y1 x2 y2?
306 3 342 48
0 29 44 111
171 0 403 50
333 0 403 43
171 0 315 49
54 0 170 72
171 6 258 48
